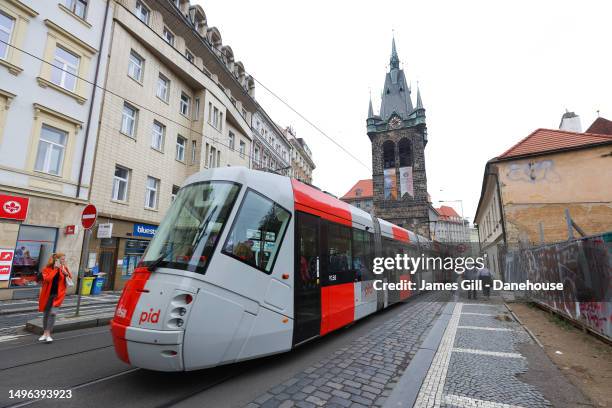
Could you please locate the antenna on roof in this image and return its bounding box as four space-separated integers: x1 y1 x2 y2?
597 109 600 117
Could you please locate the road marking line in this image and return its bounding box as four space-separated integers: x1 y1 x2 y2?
452 348 523 358
414 302 463 407
457 326 512 331
462 303 497 307
0 334 28 342
444 394 525 408
461 312 497 316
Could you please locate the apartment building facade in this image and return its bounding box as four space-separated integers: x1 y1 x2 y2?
251 108 291 176
283 126 315 184
87 0 257 290
0 0 111 299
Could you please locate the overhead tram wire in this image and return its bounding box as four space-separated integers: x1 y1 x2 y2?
0 20 369 173
133 0 372 172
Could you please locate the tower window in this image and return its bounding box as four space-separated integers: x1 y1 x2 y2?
398 138 412 167
383 140 395 169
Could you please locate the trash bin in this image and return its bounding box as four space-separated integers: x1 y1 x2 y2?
91 274 106 295
81 276 95 295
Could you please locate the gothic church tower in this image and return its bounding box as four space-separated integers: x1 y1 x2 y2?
366 38 430 237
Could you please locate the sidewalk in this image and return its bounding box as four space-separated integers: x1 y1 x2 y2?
386 292 592 408
0 292 120 338
0 291 121 315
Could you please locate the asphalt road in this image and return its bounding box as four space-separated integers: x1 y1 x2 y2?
0 298 435 408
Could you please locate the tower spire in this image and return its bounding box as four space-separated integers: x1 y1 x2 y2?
416 83 424 110
368 92 374 117
390 36 399 70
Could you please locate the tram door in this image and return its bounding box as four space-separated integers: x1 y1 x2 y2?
293 212 321 346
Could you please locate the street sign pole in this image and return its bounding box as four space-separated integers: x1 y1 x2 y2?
75 204 97 317
74 228 91 317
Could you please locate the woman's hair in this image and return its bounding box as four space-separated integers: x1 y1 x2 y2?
45 252 66 268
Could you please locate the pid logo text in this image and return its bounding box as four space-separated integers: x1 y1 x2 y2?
139 308 161 325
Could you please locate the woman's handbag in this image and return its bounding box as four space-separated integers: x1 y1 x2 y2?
65 276 74 287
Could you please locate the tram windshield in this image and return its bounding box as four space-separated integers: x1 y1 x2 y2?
141 181 241 273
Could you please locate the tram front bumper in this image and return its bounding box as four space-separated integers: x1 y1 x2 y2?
111 320 185 371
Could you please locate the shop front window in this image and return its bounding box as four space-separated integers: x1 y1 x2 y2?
10 225 57 287
122 239 148 278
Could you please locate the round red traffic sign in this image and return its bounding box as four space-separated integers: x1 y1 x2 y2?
81 204 97 230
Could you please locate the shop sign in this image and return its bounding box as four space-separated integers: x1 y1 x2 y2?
0 194 29 221
65 225 76 235
97 223 113 239
133 223 157 238
0 249 14 281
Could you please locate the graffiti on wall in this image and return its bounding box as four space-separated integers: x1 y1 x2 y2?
504 233 612 340
506 160 561 183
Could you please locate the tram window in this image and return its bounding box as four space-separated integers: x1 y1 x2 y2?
326 222 352 283
352 229 373 281
141 181 241 273
222 189 291 273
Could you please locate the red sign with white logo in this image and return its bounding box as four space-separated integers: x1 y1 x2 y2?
0 249 14 281
0 265 10 276
0 194 29 221
0 251 13 262
65 225 76 235
81 204 97 230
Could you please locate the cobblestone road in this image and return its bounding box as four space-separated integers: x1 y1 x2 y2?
246 294 447 408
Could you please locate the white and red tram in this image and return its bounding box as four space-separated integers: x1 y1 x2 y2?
111 167 434 371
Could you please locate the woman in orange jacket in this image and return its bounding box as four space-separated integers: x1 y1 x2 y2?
38 253 72 343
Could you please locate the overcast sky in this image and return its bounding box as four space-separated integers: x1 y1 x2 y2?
196 0 612 222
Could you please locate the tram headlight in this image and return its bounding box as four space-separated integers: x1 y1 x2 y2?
178 307 187 316
176 319 184 327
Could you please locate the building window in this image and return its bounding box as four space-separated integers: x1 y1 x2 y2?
222 190 291 274
355 188 362 197
398 138 412 167
112 165 129 201
135 1 150 24
151 120 164 151
51 46 79 92
228 131 235 149
185 49 194 63
156 74 169 101
171 184 180 201
128 50 144 82
254 147 260 164
208 102 212 123
176 135 186 161
163 27 174 46
180 92 190 116
242 108 247 118
208 146 217 167
239 140 246 157
34 125 67 175
121 103 137 137
10 225 58 288
145 176 159 209
64 0 88 19
191 140 196 163
383 140 395 168
0 12 15 60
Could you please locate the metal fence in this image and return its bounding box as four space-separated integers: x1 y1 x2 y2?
503 232 612 340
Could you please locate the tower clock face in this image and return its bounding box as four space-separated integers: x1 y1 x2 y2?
389 116 402 129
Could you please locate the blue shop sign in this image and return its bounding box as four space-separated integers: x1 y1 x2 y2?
133 223 158 238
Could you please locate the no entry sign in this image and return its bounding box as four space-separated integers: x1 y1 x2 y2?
81 204 97 230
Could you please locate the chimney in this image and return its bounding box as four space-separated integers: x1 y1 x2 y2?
559 110 582 132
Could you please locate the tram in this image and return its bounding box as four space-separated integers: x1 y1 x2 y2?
110 167 434 371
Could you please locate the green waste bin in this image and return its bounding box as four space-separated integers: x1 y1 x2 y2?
81 276 95 295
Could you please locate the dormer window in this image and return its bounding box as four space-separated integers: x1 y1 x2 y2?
355 188 362 197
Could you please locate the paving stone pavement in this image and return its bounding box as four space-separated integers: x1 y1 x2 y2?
245 293 447 408
415 300 552 408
